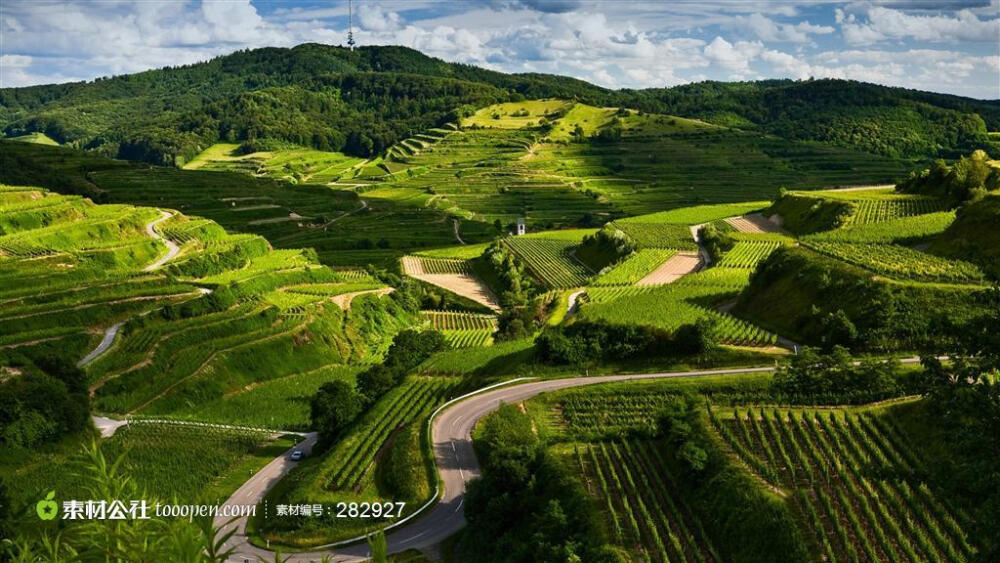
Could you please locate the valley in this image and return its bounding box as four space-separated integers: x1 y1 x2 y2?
1 41 999 563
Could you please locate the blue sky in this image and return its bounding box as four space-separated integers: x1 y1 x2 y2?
1 1 998 98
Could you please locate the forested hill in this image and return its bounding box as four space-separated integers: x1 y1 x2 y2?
2 43 997 166
626 79 1000 158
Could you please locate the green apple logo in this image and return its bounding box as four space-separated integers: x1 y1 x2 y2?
36 491 58 520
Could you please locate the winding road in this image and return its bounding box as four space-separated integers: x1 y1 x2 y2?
217 355 929 562
143 210 180 271
216 365 779 562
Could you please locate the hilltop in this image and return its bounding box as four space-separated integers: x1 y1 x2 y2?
1 44 998 166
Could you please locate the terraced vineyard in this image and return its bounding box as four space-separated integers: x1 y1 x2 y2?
593 249 676 286
710 408 974 562
717 241 785 269
259 376 464 544
804 212 956 244
582 271 778 346
422 310 498 348
612 222 697 250
322 377 459 492
575 440 719 562
845 198 949 225
0 185 410 420
805 242 986 283
504 237 592 288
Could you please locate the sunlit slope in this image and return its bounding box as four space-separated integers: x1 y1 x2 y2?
0 185 414 418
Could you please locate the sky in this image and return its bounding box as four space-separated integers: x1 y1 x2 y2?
1 0 998 99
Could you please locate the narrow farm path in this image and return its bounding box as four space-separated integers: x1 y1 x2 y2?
330 287 394 309
321 198 368 229
222 358 928 561
143 210 179 271
90 416 310 439
452 218 465 245
566 289 586 317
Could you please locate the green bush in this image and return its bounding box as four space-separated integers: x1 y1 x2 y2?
377 423 429 503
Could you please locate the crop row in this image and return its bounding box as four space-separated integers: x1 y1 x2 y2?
323 378 459 492
846 198 947 225
577 440 718 562
593 249 676 286
581 284 776 347
806 241 985 284
710 408 972 562
415 257 472 275
716 241 783 269
504 237 592 288
441 329 494 348
421 310 497 331
805 212 955 245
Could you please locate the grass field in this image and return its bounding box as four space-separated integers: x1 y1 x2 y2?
582 267 777 347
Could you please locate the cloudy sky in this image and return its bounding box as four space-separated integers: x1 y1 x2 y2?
1 0 998 98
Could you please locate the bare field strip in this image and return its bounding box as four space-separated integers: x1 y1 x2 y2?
402 256 501 311
636 252 702 286
330 287 394 309
725 213 785 234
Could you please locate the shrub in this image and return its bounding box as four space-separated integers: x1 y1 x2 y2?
310 380 363 445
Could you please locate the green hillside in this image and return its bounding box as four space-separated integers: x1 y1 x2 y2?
0 185 417 422
734 246 987 350
2 44 997 167
930 194 1000 279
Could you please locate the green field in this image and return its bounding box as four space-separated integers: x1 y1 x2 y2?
505 237 593 288
593 249 676 286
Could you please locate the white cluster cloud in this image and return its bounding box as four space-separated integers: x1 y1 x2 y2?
838 6 1000 45
0 1 997 98
731 13 834 43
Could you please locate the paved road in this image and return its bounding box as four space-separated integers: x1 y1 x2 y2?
219 356 929 561
219 365 783 562
143 210 179 271
92 415 129 438
77 321 124 367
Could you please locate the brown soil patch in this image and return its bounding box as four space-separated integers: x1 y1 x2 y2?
402 257 501 311
636 251 702 286
725 213 784 233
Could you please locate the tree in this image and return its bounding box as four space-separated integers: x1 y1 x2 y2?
917 287 1000 560
310 380 362 444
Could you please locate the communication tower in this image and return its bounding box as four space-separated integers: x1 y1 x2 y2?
347 0 356 51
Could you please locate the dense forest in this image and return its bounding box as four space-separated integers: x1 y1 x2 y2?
2 44 998 166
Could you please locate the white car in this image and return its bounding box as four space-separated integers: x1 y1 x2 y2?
289 450 304 461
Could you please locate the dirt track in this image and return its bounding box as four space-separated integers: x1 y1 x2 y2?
637 251 702 285
402 256 501 311
725 212 784 233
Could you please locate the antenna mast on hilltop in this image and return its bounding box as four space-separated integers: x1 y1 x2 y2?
347 0 356 51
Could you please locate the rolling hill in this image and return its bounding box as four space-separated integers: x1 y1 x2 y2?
2 44 998 167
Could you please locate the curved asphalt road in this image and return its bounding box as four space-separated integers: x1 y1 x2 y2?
217 365 779 562
219 356 927 562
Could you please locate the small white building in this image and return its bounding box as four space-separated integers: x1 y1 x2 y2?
516 217 526 236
